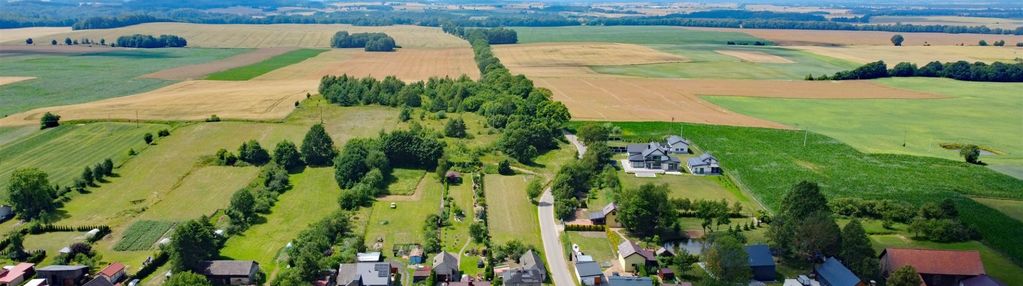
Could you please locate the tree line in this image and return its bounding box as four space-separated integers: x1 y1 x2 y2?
72 15 165 30
593 16 1023 35
116 34 188 48
808 60 1023 82
442 26 518 45
329 31 396 52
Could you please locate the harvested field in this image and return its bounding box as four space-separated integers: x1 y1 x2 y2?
795 45 1023 65
0 76 34 86
142 47 294 80
534 77 938 127
0 27 72 43
6 22 468 49
0 45 117 55
0 79 315 126
870 16 1023 30
257 48 479 81
688 27 1023 46
494 42 686 67
715 50 794 63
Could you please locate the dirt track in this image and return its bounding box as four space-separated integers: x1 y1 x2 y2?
141 47 298 80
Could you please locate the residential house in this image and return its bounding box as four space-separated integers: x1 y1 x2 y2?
627 142 681 171
588 203 619 227
83 276 114 286
0 263 34 286
449 277 491 286
337 263 394 286
617 241 655 273
35 265 88 286
608 275 653 286
97 262 126 283
686 154 721 175
199 260 260 286
880 248 986 286
666 136 691 154
959 275 1006 286
432 252 459 282
745 245 776 281
815 257 863 286
503 250 546 286
574 261 605 286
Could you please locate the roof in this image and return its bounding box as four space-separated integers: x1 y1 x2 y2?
433 252 459 274
520 250 545 273
815 257 861 286
575 261 602 277
687 153 718 167
666 136 689 147
618 241 655 261
409 247 424 257
37 265 88 272
413 266 432 277
337 264 358 286
656 246 676 257
626 143 647 154
608 276 653 286
357 252 382 262
357 263 391 286
590 203 617 220
880 248 985 276
199 260 258 277
0 263 34 283
98 262 125 278
83 276 115 286
745 245 775 267
960 275 1006 286
502 268 544 284
25 279 46 286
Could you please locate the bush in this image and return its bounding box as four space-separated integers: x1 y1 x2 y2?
206 115 221 122
330 31 396 52
143 133 154 144
497 160 513 175
40 112 60 129
158 129 170 137
116 34 187 48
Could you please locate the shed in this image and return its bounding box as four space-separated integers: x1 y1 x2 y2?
357 252 382 263
745 245 776 281
98 262 126 283
409 247 425 264
815 257 863 286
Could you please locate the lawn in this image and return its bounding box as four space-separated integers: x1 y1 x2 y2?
387 168 426 196
705 77 1023 178
0 48 245 115
445 181 483 275
565 231 616 268
205 49 327 80
972 197 1023 222
614 170 760 213
484 174 542 248
0 122 168 193
513 26 766 45
221 167 341 276
22 231 87 265
362 178 443 254
871 235 1023 286
592 44 858 80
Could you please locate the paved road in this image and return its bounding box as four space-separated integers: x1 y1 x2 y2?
563 131 586 159
539 189 574 286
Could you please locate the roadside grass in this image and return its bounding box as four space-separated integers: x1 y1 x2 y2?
0 122 168 193
525 142 578 179
221 167 341 276
0 48 245 115
363 178 443 254
513 26 766 45
484 174 543 248
704 77 1023 178
388 168 427 195
205 49 327 81
564 231 616 268
113 220 176 251
593 44 858 80
972 197 1023 222
871 234 1023 285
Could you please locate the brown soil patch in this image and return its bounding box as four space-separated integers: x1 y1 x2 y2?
715 50 794 63
141 47 297 80
0 45 117 55
795 45 1023 65
533 77 939 128
258 48 479 82
0 80 315 126
0 27 72 43
0 77 35 86
688 27 1023 46
494 42 687 67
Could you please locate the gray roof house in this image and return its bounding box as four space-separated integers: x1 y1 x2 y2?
36 265 88 286
574 261 606 286
433 252 460 281
665 136 691 154
337 263 393 286
198 260 260 286
618 241 656 272
608 275 654 286
503 250 546 286
587 203 618 226
686 153 721 175
627 142 681 171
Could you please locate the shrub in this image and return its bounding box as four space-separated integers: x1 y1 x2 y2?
40 112 60 129
158 129 170 137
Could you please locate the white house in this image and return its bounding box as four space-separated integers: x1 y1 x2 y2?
687 153 722 175
666 135 690 154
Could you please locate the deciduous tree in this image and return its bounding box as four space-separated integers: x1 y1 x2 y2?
705 235 751 283
301 124 336 166
891 34 904 46
888 265 923 286
7 168 55 220
618 183 677 237
164 271 212 286
169 218 220 271
273 140 304 172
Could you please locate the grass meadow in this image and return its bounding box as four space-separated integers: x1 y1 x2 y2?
362 178 443 253
0 48 244 115
972 198 1023 222
205 49 326 80
484 174 543 248
705 77 1023 178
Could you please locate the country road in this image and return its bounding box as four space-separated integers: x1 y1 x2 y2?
563 131 586 159
539 188 574 286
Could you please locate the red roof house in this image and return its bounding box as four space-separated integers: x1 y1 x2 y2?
97 263 126 283
0 263 35 286
879 248 985 286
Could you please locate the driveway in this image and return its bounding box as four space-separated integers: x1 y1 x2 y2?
563 131 586 159
539 189 574 286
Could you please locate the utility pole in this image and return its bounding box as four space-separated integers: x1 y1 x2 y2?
803 128 808 147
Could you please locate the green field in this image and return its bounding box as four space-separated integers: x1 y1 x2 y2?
205 49 326 80
705 78 1023 177
614 170 760 212
22 231 87 264
972 198 1023 222
565 231 616 267
0 125 37 147
593 45 857 80
221 167 341 276
871 235 1023 285
484 174 542 248
0 122 168 193
387 168 426 195
0 48 245 115
513 26 765 45
113 220 176 251
362 178 443 253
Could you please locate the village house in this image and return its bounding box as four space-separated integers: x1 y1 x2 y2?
627 142 681 171
880 248 987 286
666 136 691 154
337 263 395 286
432 252 460 282
617 241 656 273
815 257 864 286
198 260 260 286
745 244 777 281
574 260 606 286
35 265 88 286
502 250 546 286
0 263 34 286
686 153 721 175
588 203 619 227
97 262 126 283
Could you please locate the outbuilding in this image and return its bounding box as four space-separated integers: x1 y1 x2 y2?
745 245 776 281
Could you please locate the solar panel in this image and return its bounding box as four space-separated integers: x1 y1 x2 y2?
374 264 389 277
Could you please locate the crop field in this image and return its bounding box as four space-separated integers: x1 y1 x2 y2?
972 198 1023 222
113 220 176 251
0 125 36 147
9 23 469 49
795 45 1023 65
690 27 1023 46
0 76 35 86
0 27 71 43
221 168 341 276
513 26 766 45
535 77 935 127
205 49 327 80
0 48 244 116
0 122 168 192
705 78 1023 177
141 48 290 80
258 48 480 82
484 174 542 248
715 50 794 63
363 178 443 253
493 42 686 77
871 235 1023 284
869 16 1023 30
590 45 857 79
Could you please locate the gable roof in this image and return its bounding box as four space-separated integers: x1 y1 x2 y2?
37 265 87 272
608 276 653 286
520 250 545 273
880 248 985 276
816 257 861 286
960 275 1006 286
98 262 125 278
200 260 258 277
626 144 649 154
745 245 774 267
502 268 544 284
337 263 392 286
0 263 34 283
590 203 617 220
575 261 602 277
656 246 676 257
82 276 114 286
687 153 718 167
433 252 459 274
666 136 689 147
618 241 655 261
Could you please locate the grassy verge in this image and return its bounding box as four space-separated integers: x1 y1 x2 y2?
205 49 327 80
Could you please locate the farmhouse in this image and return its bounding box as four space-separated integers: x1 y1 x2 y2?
588 203 619 227
745 244 777 281
617 240 656 273
337 263 395 286
815 257 863 286
433 252 460 282
880 248 986 286
35 265 87 286
627 142 681 171
687 153 721 175
0 263 34 286
198 260 260 286
574 261 606 286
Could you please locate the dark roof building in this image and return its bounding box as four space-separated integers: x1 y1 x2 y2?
433 252 460 281
815 257 863 286
36 265 88 286
574 261 605 286
608 275 653 286
337 263 393 286
959 275 1006 286
502 268 543 286
82 276 114 286
199 260 260 286
880 248 986 286
745 244 776 281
